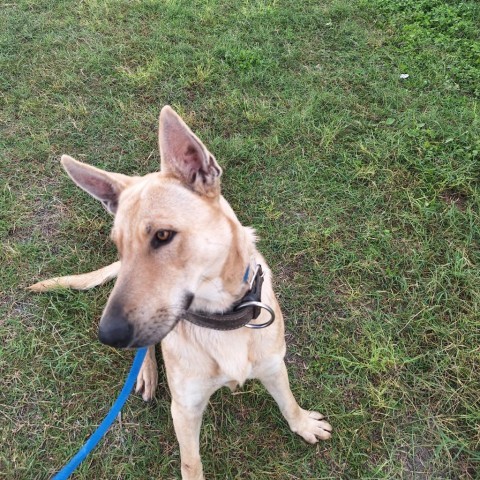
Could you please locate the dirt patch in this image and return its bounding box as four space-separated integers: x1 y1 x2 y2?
394 423 475 479
7 197 66 242
397 444 437 480
440 190 468 211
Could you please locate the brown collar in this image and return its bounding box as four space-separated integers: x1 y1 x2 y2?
184 265 275 330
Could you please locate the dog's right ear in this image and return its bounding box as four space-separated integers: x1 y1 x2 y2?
61 155 132 214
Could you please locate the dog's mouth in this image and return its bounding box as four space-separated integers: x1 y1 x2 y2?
129 294 194 347
127 315 181 348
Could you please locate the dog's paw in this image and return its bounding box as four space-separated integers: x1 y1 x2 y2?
290 409 332 443
135 358 158 401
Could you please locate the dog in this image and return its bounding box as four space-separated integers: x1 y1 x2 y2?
30 106 332 479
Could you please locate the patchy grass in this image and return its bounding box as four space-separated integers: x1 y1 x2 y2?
363 0 480 98
1 0 479 478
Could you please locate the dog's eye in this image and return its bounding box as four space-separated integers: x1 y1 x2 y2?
156 230 172 241
152 230 176 249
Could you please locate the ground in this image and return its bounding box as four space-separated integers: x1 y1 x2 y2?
1 0 479 478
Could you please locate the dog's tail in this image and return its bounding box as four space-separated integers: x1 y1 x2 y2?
28 261 121 292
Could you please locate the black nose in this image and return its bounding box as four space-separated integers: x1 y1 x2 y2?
98 303 133 348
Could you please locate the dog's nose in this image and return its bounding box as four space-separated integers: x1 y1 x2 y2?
98 303 133 348
98 321 133 348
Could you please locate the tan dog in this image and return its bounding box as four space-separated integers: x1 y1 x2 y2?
30 106 332 479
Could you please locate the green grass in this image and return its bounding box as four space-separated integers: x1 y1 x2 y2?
1 0 479 478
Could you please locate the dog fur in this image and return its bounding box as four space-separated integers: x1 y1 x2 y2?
30 106 332 479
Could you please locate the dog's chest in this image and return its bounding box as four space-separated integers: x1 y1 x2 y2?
209 339 253 388
163 324 255 389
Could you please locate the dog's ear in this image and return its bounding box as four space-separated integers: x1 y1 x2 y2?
61 155 132 214
158 106 222 197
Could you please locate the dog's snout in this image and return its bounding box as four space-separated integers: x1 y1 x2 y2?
98 303 133 348
98 321 133 348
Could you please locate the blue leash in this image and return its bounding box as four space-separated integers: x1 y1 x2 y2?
53 347 148 480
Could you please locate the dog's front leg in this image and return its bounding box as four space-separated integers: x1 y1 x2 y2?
257 359 332 443
171 389 211 480
135 345 158 401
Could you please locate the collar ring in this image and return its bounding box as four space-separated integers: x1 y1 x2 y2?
234 300 275 329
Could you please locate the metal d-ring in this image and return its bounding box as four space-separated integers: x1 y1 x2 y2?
235 300 276 329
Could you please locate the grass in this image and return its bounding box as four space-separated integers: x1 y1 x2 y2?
1 0 479 478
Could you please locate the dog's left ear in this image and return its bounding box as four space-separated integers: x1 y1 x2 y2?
158 106 222 197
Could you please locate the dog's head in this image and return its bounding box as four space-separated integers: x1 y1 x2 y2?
62 106 252 347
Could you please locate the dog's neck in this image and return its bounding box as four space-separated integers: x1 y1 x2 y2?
192 246 257 314
190 198 257 314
